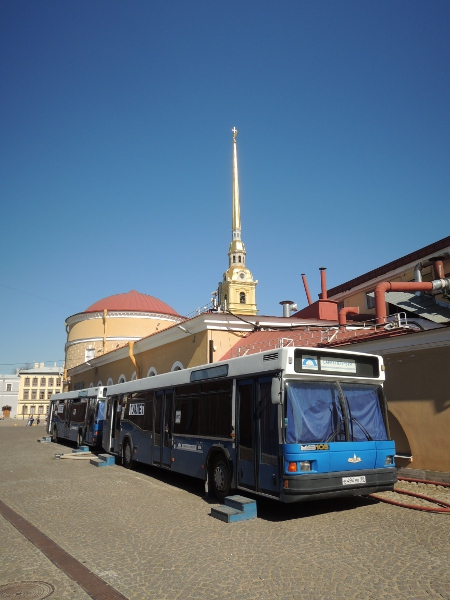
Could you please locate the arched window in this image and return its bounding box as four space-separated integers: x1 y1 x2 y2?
238 256 241 263
107 378 114 386
97 380 103 387
89 382 94 387
118 374 126 384
233 256 236 263
240 292 246 304
147 367 157 377
131 371 137 381
171 361 184 372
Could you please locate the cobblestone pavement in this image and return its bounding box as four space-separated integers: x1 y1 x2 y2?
1 420 449 600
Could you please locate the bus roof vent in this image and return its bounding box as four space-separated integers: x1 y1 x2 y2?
263 353 279 361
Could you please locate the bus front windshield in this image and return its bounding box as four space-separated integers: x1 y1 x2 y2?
285 381 388 444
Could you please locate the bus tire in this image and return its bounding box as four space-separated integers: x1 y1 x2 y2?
123 440 133 469
52 426 58 443
212 455 231 502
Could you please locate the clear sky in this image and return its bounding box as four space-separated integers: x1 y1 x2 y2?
1 1 449 371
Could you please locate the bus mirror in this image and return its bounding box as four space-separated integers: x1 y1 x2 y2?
271 377 283 404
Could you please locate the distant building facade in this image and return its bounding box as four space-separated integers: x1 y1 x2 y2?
0 374 20 418
18 364 63 421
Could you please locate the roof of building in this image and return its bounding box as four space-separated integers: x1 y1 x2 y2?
327 235 450 298
84 290 180 316
18 366 63 374
220 326 414 360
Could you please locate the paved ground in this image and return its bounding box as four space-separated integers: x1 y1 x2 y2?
0 420 449 600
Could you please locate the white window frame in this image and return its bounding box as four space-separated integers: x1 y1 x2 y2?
171 361 184 372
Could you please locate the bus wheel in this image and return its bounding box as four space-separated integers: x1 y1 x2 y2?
123 441 133 469
212 456 231 502
52 426 58 443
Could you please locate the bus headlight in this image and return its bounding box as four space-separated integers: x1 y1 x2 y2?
300 461 312 472
385 456 394 465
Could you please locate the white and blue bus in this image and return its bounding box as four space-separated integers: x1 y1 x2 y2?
48 386 107 448
102 347 396 502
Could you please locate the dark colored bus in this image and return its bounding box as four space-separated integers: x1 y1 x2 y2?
48 386 107 448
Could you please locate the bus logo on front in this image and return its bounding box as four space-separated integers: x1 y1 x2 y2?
302 355 318 370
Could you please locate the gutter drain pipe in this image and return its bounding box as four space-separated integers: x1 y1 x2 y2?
128 341 140 380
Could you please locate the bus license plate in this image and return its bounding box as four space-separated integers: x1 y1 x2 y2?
342 475 366 485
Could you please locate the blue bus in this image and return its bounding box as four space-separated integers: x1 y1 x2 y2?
102 347 396 502
48 386 107 448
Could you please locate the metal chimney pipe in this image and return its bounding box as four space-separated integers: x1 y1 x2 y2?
320 267 327 300
280 300 295 318
414 262 423 296
301 274 313 306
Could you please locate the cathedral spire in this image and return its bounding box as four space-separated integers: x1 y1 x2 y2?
232 127 241 234
218 128 258 315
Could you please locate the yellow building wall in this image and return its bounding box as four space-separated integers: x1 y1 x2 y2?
69 326 249 389
384 346 450 472
65 313 179 370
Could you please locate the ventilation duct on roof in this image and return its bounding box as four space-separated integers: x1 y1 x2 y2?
280 301 297 317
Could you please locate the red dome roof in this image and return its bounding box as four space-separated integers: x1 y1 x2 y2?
84 290 179 316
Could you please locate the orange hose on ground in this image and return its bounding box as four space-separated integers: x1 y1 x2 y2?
369 475 450 513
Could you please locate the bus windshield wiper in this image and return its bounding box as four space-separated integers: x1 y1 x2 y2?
349 416 373 441
326 415 345 442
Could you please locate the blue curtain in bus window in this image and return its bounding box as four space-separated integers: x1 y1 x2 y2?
340 384 387 441
286 383 343 443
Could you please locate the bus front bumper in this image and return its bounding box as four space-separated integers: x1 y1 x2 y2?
282 467 397 503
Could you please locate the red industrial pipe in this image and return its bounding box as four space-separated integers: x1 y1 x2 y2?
432 259 445 280
339 306 360 326
320 267 327 300
375 278 450 324
301 274 313 306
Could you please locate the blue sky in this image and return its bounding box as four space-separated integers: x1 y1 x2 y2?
1 1 449 371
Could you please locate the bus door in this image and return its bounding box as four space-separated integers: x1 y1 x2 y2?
256 378 280 496
237 378 280 496
103 395 121 453
85 398 95 444
47 401 56 435
236 380 256 490
64 400 72 438
153 390 173 468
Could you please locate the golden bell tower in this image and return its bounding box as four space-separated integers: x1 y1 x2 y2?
219 128 258 315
